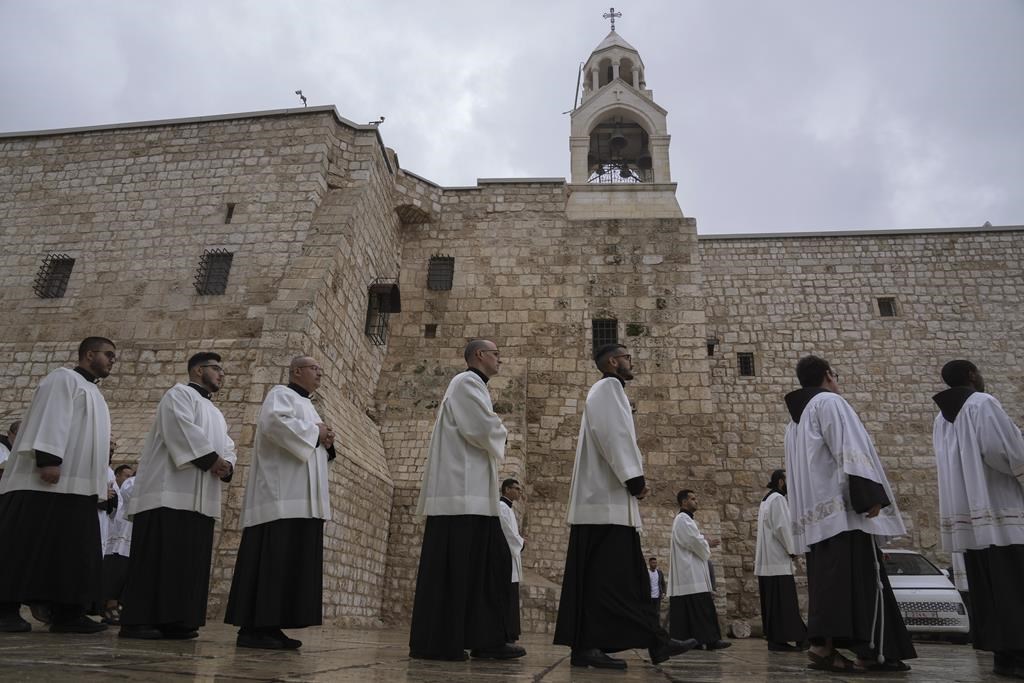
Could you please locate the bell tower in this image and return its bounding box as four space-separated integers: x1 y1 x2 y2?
567 10 683 220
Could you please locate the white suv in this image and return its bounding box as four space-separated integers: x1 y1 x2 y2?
882 549 969 641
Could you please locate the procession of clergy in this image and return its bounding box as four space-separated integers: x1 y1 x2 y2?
1 337 1022 677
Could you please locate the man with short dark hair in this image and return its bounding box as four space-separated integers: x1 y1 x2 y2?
554 343 697 670
785 354 915 672
225 355 337 650
498 478 525 643
669 489 730 650
648 557 666 610
101 464 135 624
119 352 235 640
933 359 1024 678
409 339 523 661
0 337 116 634
755 469 807 651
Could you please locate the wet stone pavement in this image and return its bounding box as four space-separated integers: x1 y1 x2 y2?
0 620 1005 682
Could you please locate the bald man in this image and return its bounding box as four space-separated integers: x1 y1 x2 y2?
224 356 336 650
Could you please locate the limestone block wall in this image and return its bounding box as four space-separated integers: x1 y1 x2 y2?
698 227 1024 622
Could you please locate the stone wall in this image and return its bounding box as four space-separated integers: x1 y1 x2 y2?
698 227 1024 621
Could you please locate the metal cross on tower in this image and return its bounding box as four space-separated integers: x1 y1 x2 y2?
603 7 622 32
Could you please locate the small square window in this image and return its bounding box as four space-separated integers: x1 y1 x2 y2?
195 249 233 295
878 297 897 317
33 253 75 298
737 352 756 377
427 256 455 291
424 324 437 338
592 318 618 352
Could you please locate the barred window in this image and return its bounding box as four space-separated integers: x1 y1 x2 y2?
737 352 756 377
592 318 618 352
194 249 233 295
878 297 897 317
365 280 402 346
427 255 455 291
33 253 75 298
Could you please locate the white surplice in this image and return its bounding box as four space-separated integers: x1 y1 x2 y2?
97 466 117 552
105 476 134 557
241 385 332 527
755 490 796 576
566 377 644 528
933 391 1024 551
128 384 237 520
416 371 506 517
0 367 110 499
499 499 524 582
785 391 906 553
669 511 713 596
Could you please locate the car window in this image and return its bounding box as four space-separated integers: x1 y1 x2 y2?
882 552 942 576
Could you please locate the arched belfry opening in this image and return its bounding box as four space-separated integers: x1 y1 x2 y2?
587 114 653 184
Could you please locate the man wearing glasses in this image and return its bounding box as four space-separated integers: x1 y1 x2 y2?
784 354 915 673
120 352 236 640
554 343 698 670
0 337 116 634
225 355 336 650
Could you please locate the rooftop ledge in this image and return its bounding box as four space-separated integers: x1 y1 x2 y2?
698 224 1024 239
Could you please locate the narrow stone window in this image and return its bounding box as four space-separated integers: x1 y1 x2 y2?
427 255 455 291
33 253 75 298
225 203 236 224
194 249 233 295
877 297 897 317
365 279 401 346
706 338 718 357
592 318 618 352
737 352 756 377
424 324 437 338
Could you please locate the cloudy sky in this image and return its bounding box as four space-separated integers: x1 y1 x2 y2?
1 0 1021 234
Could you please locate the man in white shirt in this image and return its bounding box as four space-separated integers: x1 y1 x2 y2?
785 355 915 673
648 557 666 611
225 356 336 650
669 489 730 650
554 344 697 670
0 337 115 634
932 359 1024 678
498 478 525 643
409 340 523 661
119 352 235 640
755 469 807 651
101 464 135 624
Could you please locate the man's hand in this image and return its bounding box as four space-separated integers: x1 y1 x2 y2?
636 486 650 500
865 504 882 518
709 538 721 548
106 484 116 500
210 457 232 479
39 466 61 484
317 423 335 448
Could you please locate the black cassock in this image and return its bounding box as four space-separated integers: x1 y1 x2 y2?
668 592 722 645
758 574 807 644
224 518 325 629
554 524 671 652
963 544 1024 654
408 515 511 658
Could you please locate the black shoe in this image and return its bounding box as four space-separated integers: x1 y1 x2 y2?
768 641 800 652
119 625 164 640
0 615 31 633
470 643 526 659
272 629 302 650
409 649 468 661
49 615 107 634
650 638 699 664
237 630 292 650
571 648 627 669
159 624 199 640
707 639 733 650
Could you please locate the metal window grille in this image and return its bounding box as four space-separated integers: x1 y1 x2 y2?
592 319 618 352
194 249 233 295
878 297 897 317
427 256 455 290
737 352 756 377
33 253 75 298
365 292 390 345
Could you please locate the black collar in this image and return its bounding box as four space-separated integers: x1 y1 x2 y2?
467 367 489 384
933 386 976 424
602 372 626 387
762 488 784 502
680 509 695 519
187 382 212 400
500 496 513 508
784 387 830 423
73 366 99 383
287 382 311 398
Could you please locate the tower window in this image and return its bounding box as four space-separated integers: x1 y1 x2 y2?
737 353 756 377
424 324 437 338
225 203 236 224
427 255 455 290
33 253 75 298
592 318 618 352
877 297 897 317
194 249 233 295
365 279 401 346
